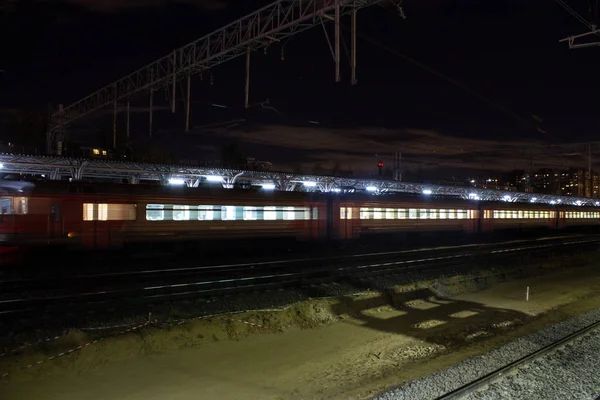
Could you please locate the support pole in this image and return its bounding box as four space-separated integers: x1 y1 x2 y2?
351 8 357 85
245 47 251 108
589 143 592 178
171 51 177 113
334 0 341 83
126 100 130 138
149 88 154 137
112 100 117 149
185 73 191 132
589 143 592 197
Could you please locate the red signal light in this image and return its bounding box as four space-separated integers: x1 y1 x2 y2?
378 161 384 168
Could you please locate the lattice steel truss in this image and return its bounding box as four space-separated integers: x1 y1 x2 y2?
49 0 380 135
1 153 597 206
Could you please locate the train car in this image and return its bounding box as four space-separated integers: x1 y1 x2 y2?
0 180 325 254
479 202 558 232
339 195 479 239
559 206 600 229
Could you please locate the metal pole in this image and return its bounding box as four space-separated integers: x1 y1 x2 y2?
112 100 117 149
149 88 154 137
528 157 533 192
171 51 177 113
185 73 191 132
126 100 130 138
589 143 592 177
245 47 251 108
334 0 341 83
589 143 592 197
351 8 357 85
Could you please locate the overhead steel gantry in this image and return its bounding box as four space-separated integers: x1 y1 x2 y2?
1 153 598 207
47 0 383 153
556 0 600 49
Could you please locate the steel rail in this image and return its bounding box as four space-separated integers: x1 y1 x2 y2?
435 319 600 399
0 237 597 317
1 233 593 286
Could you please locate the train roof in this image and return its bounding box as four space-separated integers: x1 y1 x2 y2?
0 180 36 195
1 180 598 210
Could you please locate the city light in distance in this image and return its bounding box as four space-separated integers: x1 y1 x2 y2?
168 178 185 185
332 188 342 193
468 193 479 200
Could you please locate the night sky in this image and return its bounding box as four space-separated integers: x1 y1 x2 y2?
2 0 600 178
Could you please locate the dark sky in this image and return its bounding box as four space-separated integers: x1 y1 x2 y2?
1 0 599 177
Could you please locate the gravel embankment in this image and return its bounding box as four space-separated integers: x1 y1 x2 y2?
466 329 600 400
374 308 600 400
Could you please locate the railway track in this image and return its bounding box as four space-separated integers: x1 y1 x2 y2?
435 319 600 400
0 234 598 320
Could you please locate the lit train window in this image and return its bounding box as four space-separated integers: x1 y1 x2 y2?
360 208 371 219
456 210 466 219
98 204 108 221
285 206 311 220
264 206 277 220
243 206 258 221
146 204 164 221
14 197 27 215
374 208 383 220
312 207 318 220
346 207 353 220
419 209 427 220
340 207 346 220
429 209 437 219
173 205 190 221
198 205 214 220
83 203 94 221
221 206 236 220
105 204 136 221
397 209 407 219
439 209 447 219
86 203 136 221
386 208 395 219
0 198 12 214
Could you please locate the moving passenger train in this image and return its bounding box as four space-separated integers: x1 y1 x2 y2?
0 180 599 257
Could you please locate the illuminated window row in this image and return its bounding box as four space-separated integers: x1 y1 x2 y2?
0 197 27 215
342 207 474 220
491 210 554 219
145 205 313 221
83 203 136 221
565 211 600 219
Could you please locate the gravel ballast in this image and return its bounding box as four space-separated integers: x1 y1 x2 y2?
374 308 600 400
465 329 600 400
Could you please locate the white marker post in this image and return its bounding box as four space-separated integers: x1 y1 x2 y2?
526 286 530 302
